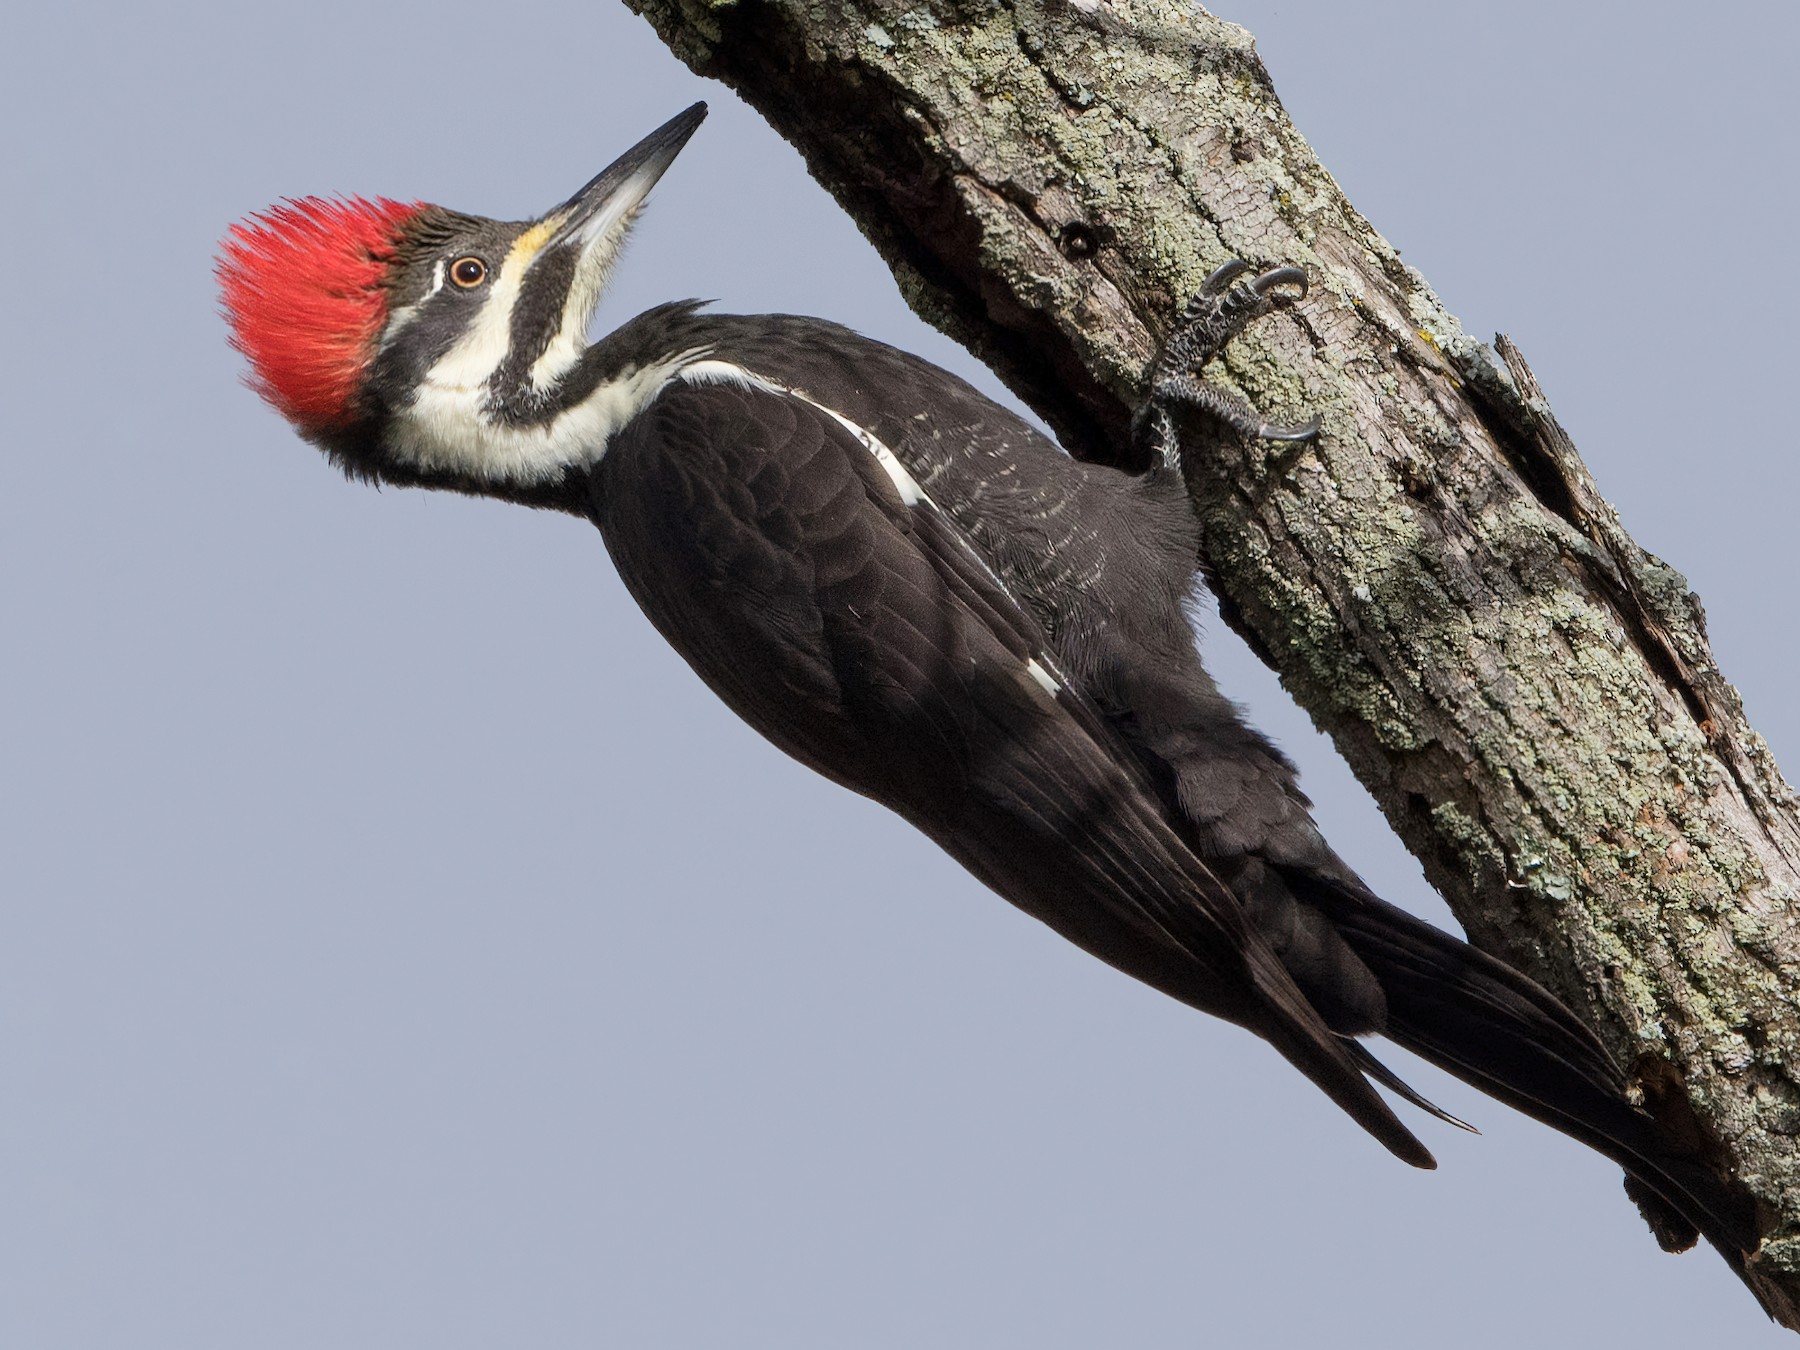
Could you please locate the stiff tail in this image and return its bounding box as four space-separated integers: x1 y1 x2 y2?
1320 883 1759 1276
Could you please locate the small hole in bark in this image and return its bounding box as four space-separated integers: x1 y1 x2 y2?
1058 224 1098 260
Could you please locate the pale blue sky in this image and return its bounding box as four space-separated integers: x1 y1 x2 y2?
2 1 1794 1344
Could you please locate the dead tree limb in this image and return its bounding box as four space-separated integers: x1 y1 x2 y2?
625 0 1800 1323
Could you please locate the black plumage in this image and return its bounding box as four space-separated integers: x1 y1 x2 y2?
218 105 1757 1287
586 310 1753 1263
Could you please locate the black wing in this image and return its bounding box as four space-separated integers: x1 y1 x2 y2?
589 374 1436 1167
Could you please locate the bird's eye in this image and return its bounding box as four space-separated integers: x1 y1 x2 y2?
450 256 488 288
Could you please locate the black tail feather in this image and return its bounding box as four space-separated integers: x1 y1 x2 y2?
1313 881 1759 1276
1341 1038 1478 1135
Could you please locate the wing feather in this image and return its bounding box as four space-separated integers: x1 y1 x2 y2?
592 377 1435 1167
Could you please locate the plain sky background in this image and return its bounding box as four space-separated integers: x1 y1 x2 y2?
3 1 1795 1345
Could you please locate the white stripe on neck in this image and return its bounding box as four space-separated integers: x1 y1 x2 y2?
387 350 705 484
679 360 925 505
677 359 1067 698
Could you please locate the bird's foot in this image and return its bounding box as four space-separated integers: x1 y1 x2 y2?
1133 261 1321 470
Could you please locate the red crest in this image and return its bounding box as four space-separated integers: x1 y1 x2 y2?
217 196 423 433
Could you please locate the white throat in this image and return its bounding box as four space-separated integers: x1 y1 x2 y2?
386 348 705 485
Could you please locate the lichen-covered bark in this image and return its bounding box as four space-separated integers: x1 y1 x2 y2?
625 0 1800 1324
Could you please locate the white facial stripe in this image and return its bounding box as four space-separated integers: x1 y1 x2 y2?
527 266 598 393
420 230 546 397
678 359 1070 699
385 196 690 484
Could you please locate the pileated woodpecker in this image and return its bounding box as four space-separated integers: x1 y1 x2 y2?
218 103 1755 1278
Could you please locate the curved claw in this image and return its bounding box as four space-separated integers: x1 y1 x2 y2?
1254 413 1323 443
1250 265 1309 301
1200 258 1253 295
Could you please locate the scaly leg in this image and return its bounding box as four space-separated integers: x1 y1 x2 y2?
1132 261 1321 470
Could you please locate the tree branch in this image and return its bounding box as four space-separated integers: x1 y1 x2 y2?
626 0 1800 1323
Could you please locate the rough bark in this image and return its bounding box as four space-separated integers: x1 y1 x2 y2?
624 0 1800 1324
